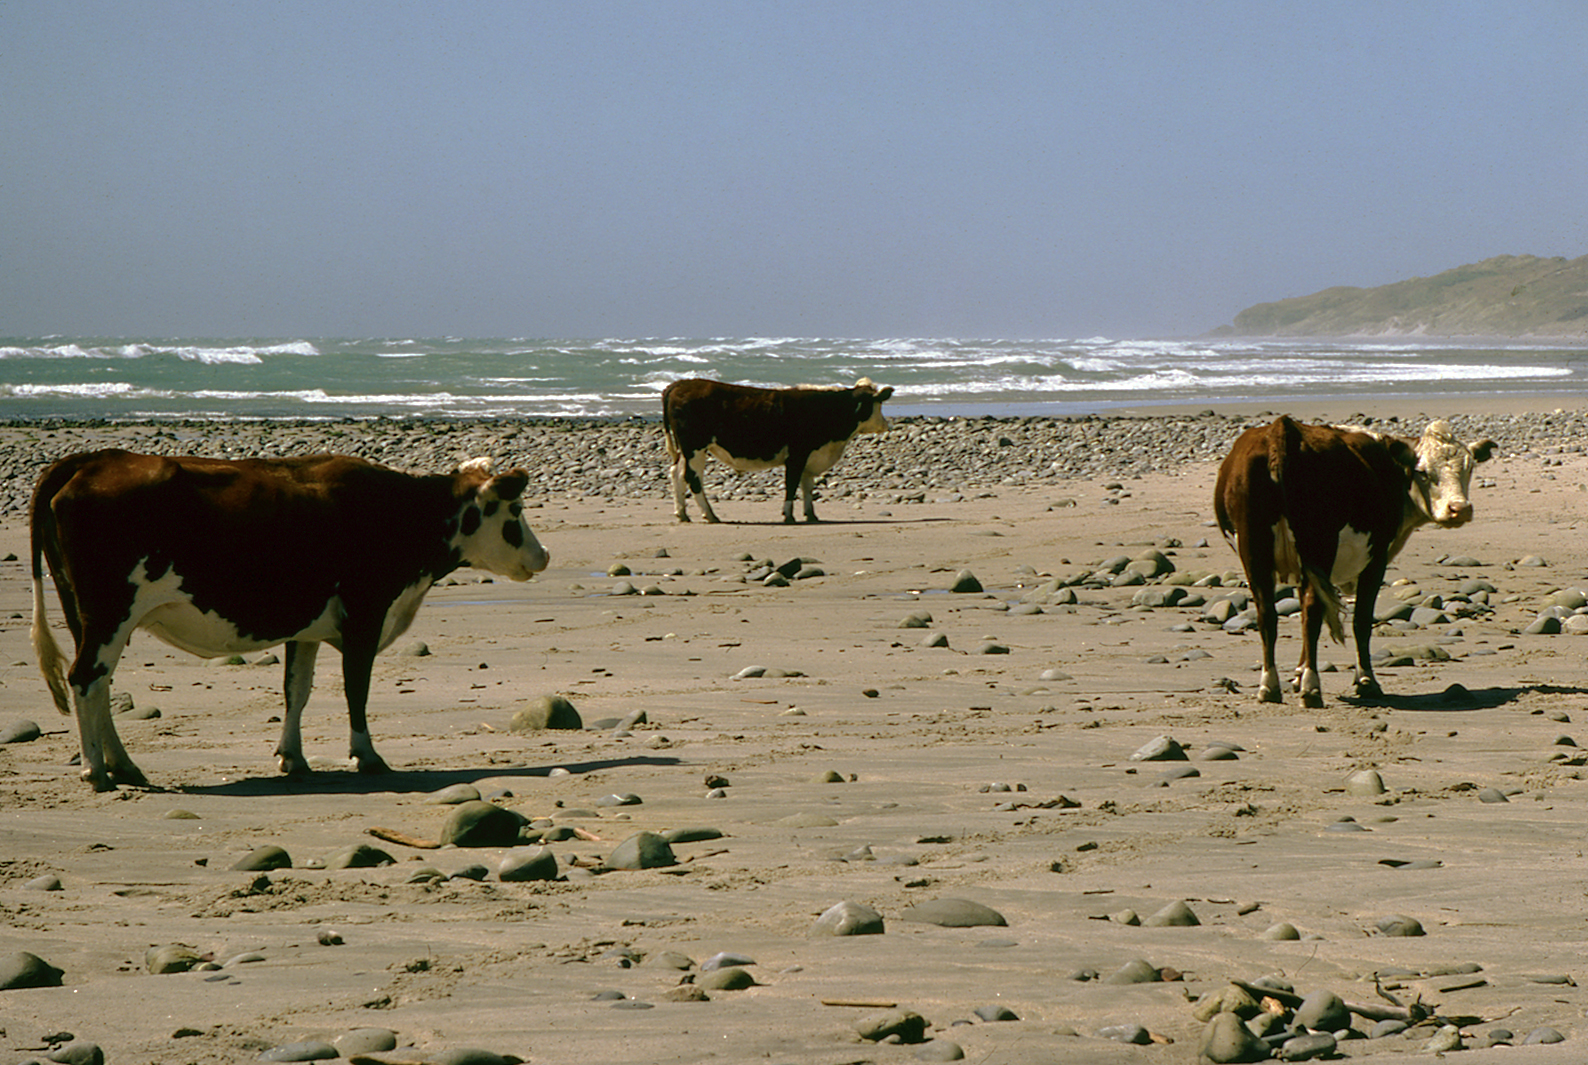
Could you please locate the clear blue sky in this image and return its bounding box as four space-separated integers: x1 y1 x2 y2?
4 1 1584 339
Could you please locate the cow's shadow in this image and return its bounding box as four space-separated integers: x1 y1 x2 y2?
1344 682 1588 713
177 755 685 797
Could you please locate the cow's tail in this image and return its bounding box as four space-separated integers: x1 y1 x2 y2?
1267 416 1347 645
30 474 73 717
660 393 681 462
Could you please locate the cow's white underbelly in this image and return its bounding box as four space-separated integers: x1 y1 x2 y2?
1269 520 1373 590
126 560 431 658
707 443 788 472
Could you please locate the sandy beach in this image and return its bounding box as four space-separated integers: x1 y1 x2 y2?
5 399 1588 1064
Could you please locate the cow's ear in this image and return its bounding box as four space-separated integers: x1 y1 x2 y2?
487 469 529 501
1387 438 1419 470
876 386 894 402
1471 439 1496 463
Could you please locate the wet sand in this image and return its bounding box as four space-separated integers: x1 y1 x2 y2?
3 401 1588 1063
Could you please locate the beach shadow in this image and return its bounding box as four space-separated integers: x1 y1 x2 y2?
1348 682 1588 713
713 516 955 526
177 755 686 798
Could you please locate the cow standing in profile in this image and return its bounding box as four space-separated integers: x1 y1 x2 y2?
31 450 549 790
662 377 894 523
1214 416 1495 707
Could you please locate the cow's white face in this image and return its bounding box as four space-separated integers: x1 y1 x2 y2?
1412 420 1496 526
854 378 894 435
452 459 550 579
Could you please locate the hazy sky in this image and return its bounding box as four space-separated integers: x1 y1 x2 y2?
4 2 1584 339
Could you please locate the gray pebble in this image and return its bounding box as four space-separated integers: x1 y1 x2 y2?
604 831 676 870
1375 914 1425 936
812 900 885 936
899 611 934 628
974 1007 1018 1022
498 847 558 882
914 1040 965 1061
950 570 983 593
258 1040 338 1062
696 966 756 991
1198 1012 1268 1063
899 898 1007 927
1294 989 1348 1030
1422 1025 1463 1052
510 694 582 731
327 843 395 869
427 783 482 805
231 845 292 872
1524 1027 1566 1044
146 944 205 974
855 1008 928 1043
449 863 490 881
1144 899 1200 927
1344 769 1386 795
430 1050 523 1065
701 951 755 970
1103 958 1161 985
440 801 525 847
661 826 723 843
1130 735 1187 761
0 719 42 744
594 792 642 806
1278 1032 1336 1060
0 950 64 989
1370 1019 1408 1038
45 1042 103 1065
24 874 63 891
1097 1024 1150 1044
1260 922 1300 941
1477 787 1509 803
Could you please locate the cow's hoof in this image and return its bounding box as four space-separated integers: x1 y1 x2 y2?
276 756 311 778
1258 687 1283 704
108 762 149 788
703 514 722 524
355 754 391 775
1301 691 1325 709
1355 679 1384 699
675 514 691 523
82 768 118 792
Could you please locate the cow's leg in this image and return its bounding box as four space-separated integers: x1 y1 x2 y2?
68 626 145 791
1235 534 1283 704
339 628 389 774
1351 560 1390 699
1297 582 1327 708
683 451 722 523
275 640 319 777
783 455 811 524
799 467 820 523
669 450 692 522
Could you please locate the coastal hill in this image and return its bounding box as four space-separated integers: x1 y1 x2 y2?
1220 253 1588 337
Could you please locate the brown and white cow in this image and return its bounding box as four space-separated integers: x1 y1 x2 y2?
31 450 549 790
662 377 894 523
1214 416 1495 707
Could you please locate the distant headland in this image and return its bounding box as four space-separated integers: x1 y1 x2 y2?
1213 253 1588 338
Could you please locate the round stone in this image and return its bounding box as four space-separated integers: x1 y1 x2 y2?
855 1008 927 1043
510 694 582 731
439 801 525 847
0 951 64 989
811 900 885 936
498 847 558 882
231 845 291 872
1198 1013 1268 1063
898 898 1007 927
604 831 677 870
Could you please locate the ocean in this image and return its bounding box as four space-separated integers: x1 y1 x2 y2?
2 335 1586 421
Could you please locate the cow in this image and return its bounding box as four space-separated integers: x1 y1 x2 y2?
662 377 894 523
30 450 550 791
1213 416 1495 708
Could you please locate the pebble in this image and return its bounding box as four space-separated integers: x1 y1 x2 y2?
604 831 676 870
24 874 63 891
0 950 64 989
1097 1024 1150 1044
696 966 756 991
1344 769 1387 795
1103 958 1160 985
430 1049 524 1065
0 719 41 744
1477 787 1509 803
950 570 983 593
440 801 525 847
1293 989 1348 1030
1260 922 1300 941
1524 1027 1566 1044
1278 1032 1336 1060
1375 914 1425 936
327 843 395 869
898 898 1008 927
1422 1025 1463 1052
661 826 723 843
1129 735 1187 761
498 847 558 882
811 900 885 936
45 1042 103 1065
510 694 582 731
427 783 482 805
258 1039 338 1061
855 1008 928 1043
231 845 292 872
146 944 205 974
1144 899 1200 927
914 1041 965 1061
1199 1011 1269 1063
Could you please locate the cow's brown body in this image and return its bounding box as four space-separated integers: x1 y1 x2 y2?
31 450 549 790
662 378 893 523
1214 417 1494 707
